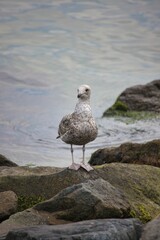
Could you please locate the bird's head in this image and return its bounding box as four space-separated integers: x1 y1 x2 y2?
77 85 91 101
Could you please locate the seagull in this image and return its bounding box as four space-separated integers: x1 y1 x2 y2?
57 84 98 171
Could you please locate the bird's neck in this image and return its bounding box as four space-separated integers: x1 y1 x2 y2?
74 100 91 115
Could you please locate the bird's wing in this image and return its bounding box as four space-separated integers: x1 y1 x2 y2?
57 114 72 137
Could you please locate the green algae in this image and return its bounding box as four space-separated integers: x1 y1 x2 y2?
130 205 152 223
103 100 160 121
18 195 46 212
103 100 128 117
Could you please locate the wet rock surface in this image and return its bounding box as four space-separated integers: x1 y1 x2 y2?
89 139 160 167
0 191 18 222
1 218 142 240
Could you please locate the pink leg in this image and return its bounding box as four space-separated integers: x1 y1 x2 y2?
68 144 80 170
80 145 93 172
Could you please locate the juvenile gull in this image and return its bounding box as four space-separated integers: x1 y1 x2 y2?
57 84 98 171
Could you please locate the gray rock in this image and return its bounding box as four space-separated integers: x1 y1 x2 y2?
3 218 142 240
0 191 18 222
0 155 17 167
34 178 130 221
141 215 160 240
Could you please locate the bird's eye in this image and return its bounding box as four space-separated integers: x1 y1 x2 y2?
85 88 89 92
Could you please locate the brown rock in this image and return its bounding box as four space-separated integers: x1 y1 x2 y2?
89 139 160 167
0 209 48 236
0 166 91 199
0 191 18 222
141 214 160 240
118 79 160 112
0 155 18 167
103 79 160 117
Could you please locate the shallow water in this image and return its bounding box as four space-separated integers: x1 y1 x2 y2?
0 0 160 167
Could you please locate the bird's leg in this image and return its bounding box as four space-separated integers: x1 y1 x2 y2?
82 144 85 164
68 144 80 170
80 145 93 172
71 144 74 163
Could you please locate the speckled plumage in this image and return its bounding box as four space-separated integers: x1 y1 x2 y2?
57 84 98 171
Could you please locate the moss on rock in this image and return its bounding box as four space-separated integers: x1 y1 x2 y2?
103 99 160 120
103 100 128 117
130 205 152 223
95 163 160 223
17 195 46 212
104 109 160 120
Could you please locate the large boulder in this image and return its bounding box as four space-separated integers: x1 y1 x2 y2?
0 166 92 199
89 139 160 167
0 191 18 222
34 178 130 221
0 178 131 234
141 214 160 240
2 218 142 240
103 79 160 116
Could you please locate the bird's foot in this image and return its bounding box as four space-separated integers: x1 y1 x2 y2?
80 162 94 172
68 163 81 171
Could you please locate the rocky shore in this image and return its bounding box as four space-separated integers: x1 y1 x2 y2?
0 79 160 239
0 142 160 239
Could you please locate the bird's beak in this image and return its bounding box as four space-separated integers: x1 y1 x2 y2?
77 94 82 98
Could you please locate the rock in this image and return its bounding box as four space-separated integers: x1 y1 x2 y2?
0 155 18 167
34 178 130 221
140 214 160 240
98 164 160 223
89 139 160 167
0 191 18 222
0 178 130 234
2 218 142 240
0 163 160 235
0 166 93 199
0 209 48 236
103 79 160 116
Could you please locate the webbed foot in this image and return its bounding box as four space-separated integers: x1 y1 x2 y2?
80 162 94 172
68 163 81 171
